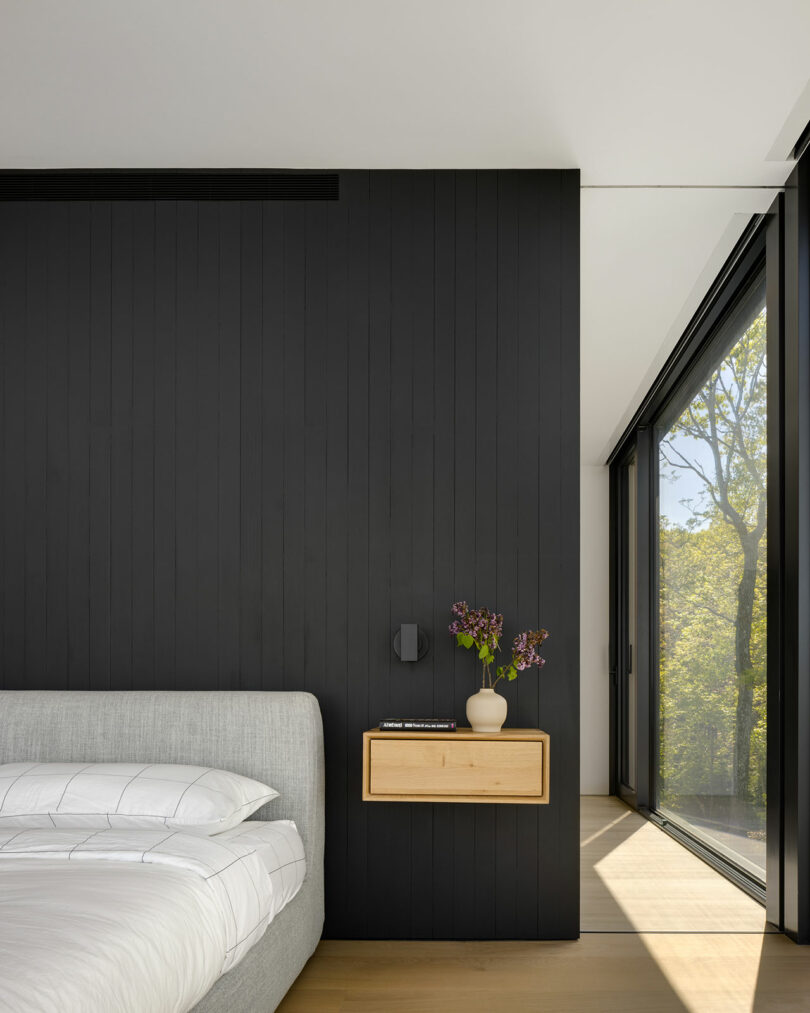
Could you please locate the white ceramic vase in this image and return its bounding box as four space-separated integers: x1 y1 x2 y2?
466 687 507 733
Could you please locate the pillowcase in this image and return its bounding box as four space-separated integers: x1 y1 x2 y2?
0 762 278 835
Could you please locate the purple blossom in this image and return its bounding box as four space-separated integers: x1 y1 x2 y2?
511 628 549 671
448 601 503 651
450 601 549 689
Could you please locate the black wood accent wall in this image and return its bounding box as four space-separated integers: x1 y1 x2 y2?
0 170 580 939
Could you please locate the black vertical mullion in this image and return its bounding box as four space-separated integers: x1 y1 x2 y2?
634 425 654 812
782 157 810 942
765 194 784 930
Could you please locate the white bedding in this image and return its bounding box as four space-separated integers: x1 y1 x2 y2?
216 819 306 910
0 827 282 1013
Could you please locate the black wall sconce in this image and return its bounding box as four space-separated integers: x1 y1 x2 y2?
393 623 429 662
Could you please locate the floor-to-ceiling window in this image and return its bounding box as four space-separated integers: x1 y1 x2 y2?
609 216 775 905
611 147 810 939
656 275 767 882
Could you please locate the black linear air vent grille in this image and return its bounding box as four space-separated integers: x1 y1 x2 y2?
0 171 339 201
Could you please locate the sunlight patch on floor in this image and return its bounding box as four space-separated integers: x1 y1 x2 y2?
640 932 765 1013
581 796 768 933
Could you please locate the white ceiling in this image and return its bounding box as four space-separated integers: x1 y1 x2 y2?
2 0 809 461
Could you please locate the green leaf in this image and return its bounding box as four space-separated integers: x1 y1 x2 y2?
460 634 474 649
478 644 489 660
507 665 519 681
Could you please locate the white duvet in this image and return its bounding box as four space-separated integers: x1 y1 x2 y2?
0 827 277 1013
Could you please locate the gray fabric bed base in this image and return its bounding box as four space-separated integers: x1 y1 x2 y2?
0 690 325 1013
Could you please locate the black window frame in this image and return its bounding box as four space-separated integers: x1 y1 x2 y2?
609 213 780 914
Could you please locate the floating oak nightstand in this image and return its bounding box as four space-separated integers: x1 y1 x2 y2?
362 728 549 804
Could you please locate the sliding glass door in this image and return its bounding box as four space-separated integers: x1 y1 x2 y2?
655 274 767 882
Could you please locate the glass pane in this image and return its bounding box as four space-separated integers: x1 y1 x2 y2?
656 277 767 881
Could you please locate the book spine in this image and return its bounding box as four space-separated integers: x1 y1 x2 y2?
379 720 457 731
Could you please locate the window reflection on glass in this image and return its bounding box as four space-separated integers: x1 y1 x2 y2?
657 277 767 881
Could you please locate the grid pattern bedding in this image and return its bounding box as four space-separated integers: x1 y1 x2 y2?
216 819 306 913
0 827 286 1012
0 762 277 834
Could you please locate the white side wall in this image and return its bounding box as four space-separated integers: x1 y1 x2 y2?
580 464 611 794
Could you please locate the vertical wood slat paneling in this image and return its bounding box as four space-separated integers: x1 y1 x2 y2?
430 171 457 939
344 171 371 939
25 204 48 687
0 170 579 940
66 202 92 689
88 202 112 690
322 189 350 934
238 202 263 691
217 203 242 691
260 201 285 690
109 202 134 692
195 202 220 691
2 204 27 688
131 202 155 690
452 171 478 938
153 201 177 687
174 201 199 691
494 171 521 936
44 203 69 689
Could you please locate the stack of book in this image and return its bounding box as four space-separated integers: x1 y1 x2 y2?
378 718 456 731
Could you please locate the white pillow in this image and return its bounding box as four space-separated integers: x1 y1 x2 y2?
0 762 278 835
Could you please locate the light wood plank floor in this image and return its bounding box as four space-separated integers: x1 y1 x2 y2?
581 795 769 932
279 796 810 1012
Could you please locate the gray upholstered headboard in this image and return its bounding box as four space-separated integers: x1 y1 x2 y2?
0 691 325 874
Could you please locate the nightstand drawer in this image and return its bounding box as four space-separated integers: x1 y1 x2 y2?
364 732 549 803
370 738 543 797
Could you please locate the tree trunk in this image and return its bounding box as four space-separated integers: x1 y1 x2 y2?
734 536 759 800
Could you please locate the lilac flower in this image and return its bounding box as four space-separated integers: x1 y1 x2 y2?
450 602 548 690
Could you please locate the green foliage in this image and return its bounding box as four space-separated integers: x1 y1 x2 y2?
658 518 766 808
657 305 767 827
